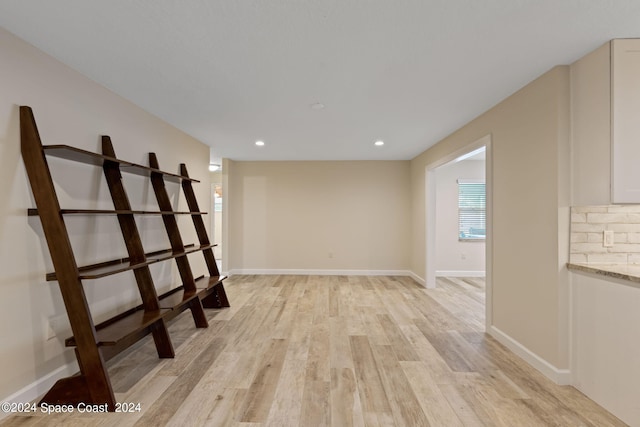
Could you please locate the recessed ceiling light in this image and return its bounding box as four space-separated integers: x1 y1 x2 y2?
209 164 220 172
374 140 384 146
310 102 325 110
255 140 265 146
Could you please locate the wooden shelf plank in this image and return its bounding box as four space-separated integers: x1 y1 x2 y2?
195 276 230 308
65 308 170 347
158 288 199 310
42 145 199 183
76 259 153 280
29 208 206 216
65 279 226 349
195 275 227 290
46 244 217 281
144 244 217 263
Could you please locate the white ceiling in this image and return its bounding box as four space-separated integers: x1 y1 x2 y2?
1 1 639 162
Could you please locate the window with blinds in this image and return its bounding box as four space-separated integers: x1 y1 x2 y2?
458 180 486 241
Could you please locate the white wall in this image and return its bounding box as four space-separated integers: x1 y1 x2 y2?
435 159 485 275
411 66 571 373
0 28 211 403
227 160 411 274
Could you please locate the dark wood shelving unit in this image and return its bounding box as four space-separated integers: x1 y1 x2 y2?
20 106 229 411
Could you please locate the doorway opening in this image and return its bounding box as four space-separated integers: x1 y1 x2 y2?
211 183 223 270
425 135 492 331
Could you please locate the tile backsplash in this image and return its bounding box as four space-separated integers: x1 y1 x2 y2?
570 205 640 264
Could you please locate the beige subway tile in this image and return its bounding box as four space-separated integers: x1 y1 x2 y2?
607 243 640 253
587 233 603 243
627 233 640 243
570 213 587 223
572 206 608 214
607 205 640 213
570 243 606 254
615 232 629 243
571 233 588 243
571 223 605 233
587 213 640 223
587 253 628 263
609 223 640 232
569 253 588 263
628 253 640 264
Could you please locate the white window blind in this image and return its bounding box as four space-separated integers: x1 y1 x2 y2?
458 180 485 241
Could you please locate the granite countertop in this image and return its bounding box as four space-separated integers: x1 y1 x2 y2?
567 262 640 284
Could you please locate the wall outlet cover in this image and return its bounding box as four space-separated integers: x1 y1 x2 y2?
603 230 614 247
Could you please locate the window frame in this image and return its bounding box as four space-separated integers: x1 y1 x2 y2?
457 179 486 242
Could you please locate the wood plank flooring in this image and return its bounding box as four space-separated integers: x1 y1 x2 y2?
1 275 627 426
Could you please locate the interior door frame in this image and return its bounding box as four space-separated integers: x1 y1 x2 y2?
425 134 493 331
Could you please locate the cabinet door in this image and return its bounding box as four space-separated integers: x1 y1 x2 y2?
611 39 640 203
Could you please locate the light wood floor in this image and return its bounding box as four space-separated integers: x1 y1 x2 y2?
1 275 626 426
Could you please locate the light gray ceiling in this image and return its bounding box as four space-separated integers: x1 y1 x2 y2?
1 1 639 162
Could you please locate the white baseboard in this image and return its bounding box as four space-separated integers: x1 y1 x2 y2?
436 270 485 277
408 271 425 286
489 325 571 385
0 361 78 420
227 268 413 277
226 269 427 288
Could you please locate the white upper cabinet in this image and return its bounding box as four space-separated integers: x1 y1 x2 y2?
611 39 640 203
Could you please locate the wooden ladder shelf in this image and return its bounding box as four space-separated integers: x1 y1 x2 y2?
20 106 229 410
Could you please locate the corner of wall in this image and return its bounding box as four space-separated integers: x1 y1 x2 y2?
489 326 572 385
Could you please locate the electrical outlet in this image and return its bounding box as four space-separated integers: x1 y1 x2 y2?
461 253 467 260
43 318 56 341
44 316 67 341
603 230 614 247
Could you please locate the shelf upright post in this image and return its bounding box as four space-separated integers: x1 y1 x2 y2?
148 153 208 327
100 137 174 358
180 163 230 308
20 106 116 409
